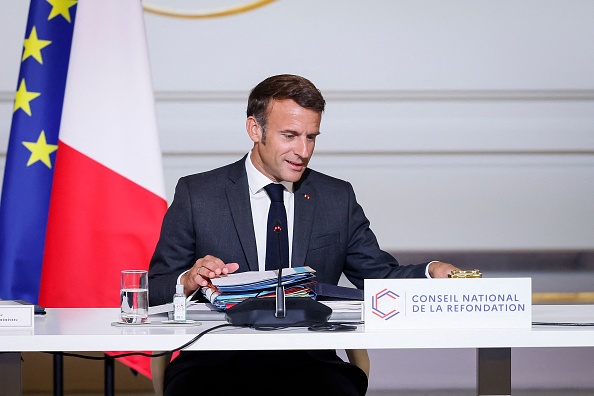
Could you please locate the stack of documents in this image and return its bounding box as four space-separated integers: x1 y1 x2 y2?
202 267 317 310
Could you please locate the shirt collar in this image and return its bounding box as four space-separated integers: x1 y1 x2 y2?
245 151 294 195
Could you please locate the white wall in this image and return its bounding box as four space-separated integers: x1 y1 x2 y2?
1 0 594 391
148 0 594 251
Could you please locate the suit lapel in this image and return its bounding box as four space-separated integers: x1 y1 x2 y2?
226 157 259 271
292 174 315 268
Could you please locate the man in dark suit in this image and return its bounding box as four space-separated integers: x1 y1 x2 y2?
148 74 459 395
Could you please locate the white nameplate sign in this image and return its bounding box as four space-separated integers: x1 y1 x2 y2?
0 300 35 329
364 278 531 329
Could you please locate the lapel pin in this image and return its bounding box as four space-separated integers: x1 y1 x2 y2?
304 194 310 199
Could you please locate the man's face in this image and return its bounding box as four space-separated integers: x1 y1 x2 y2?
247 99 321 183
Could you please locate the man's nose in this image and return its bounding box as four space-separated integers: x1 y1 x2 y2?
295 137 309 157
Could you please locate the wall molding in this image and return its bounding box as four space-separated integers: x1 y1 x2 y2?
157 150 594 156
155 89 594 103
3 89 594 103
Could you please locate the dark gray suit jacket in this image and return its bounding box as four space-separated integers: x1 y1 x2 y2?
148 155 427 306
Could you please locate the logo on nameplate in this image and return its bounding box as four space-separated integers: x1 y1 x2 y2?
371 289 402 320
364 278 532 329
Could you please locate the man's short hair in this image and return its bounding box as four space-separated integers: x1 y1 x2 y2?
247 74 326 134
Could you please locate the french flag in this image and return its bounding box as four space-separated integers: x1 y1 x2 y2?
38 0 167 311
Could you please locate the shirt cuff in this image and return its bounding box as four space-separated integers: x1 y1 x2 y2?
425 261 439 278
177 270 188 285
176 270 199 301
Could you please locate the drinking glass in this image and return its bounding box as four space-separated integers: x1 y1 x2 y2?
120 270 149 324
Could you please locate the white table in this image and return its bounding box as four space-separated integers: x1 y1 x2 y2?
1 304 594 395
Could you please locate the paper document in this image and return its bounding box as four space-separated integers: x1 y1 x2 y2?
323 301 363 321
150 301 362 322
211 266 315 292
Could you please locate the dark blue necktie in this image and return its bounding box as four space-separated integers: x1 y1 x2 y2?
264 183 289 270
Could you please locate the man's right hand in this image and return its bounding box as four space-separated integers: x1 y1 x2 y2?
181 255 239 296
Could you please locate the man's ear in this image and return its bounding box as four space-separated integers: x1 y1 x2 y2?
246 116 261 143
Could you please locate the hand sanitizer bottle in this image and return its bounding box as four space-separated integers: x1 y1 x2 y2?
173 284 186 322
